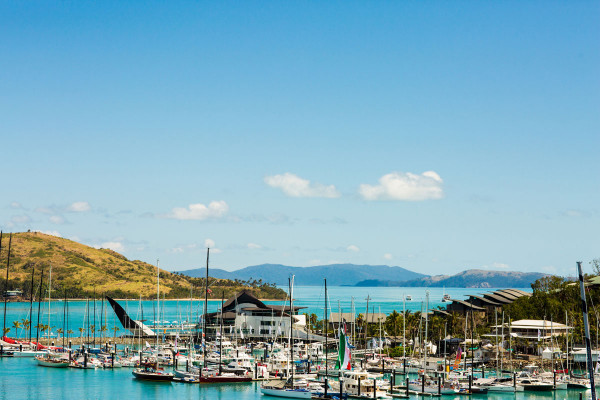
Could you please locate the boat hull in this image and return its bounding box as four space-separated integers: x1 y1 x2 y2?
132 370 174 382
200 375 252 383
260 387 313 398
522 384 554 391
36 358 69 368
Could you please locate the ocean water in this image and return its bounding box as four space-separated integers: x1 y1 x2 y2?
0 357 589 400
0 286 530 339
2 286 593 400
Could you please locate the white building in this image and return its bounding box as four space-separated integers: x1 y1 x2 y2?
492 319 572 340
205 290 312 340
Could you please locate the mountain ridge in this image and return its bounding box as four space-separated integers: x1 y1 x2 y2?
355 269 549 288
180 263 426 286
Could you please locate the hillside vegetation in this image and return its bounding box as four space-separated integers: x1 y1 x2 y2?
356 269 548 288
0 232 285 300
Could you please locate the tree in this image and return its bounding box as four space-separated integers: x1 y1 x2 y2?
2 327 10 337
78 327 85 337
21 318 30 332
12 321 22 338
592 258 600 276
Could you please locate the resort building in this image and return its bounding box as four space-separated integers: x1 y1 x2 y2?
204 290 309 340
492 319 572 340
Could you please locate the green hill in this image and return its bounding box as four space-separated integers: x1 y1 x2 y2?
0 232 285 300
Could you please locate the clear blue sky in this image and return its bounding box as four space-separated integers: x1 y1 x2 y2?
1 1 598 277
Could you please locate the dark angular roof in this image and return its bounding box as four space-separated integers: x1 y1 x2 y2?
482 293 513 304
222 290 267 311
467 295 501 306
448 299 485 311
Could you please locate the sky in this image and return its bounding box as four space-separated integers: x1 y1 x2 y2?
0 1 598 277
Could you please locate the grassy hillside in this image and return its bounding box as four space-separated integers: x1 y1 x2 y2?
0 232 285 300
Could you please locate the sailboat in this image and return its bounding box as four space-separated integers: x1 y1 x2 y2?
261 275 312 398
199 284 251 383
132 260 173 382
442 287 450 302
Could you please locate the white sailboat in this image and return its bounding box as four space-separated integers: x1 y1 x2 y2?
261 275 312 399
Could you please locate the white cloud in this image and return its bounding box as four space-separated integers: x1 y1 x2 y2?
68 201 91 212
10 202 22 209
11 214 31 224
480 262 511 270
384 253 393 260
49 215 65 224
170 247 184 253
205 238 216 248
264 173 340 198
34 230 62 237
166 201 229 220
247 243 262 250
359 171 444 201
101 241 124 252
347 245 360 252
562 209 590 218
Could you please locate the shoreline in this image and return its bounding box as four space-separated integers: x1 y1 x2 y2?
4 297 287 303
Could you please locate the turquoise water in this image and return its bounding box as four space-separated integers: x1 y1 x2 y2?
1 286 530 339
0 357 589 400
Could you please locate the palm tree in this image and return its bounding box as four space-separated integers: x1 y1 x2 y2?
56 328 63 339
12 321 22 338
39 324 49 341
67 329 74 338
112 326 119 339
100 325 108 338
2 327 10 338
78 327 85 337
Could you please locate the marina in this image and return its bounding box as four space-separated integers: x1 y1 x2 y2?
0 282 598 400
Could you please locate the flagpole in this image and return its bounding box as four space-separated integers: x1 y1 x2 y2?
578 261 596 400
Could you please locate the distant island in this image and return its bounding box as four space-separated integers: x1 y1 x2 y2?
180 263 426 286
0 232 286 300
355 269 549 288
180 263 548 288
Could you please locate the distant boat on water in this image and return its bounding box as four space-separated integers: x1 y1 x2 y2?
405 295 412 301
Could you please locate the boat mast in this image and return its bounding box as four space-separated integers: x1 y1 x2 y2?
364 295 370 351
403 294 406 359
35 269 44 348
324 278 328 396
424 291 428 370
289 275 295 383
156 259 160 371
578 261 596 400
100 294 104 342
62 287 66 349
48 264 52 343
219 290 224 375
29 266 35 343
203 248 209 370
2 233 11 340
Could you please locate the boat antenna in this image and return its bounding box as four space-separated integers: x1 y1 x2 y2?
203 248 210 370
2 233 11 340
324 278 328 397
